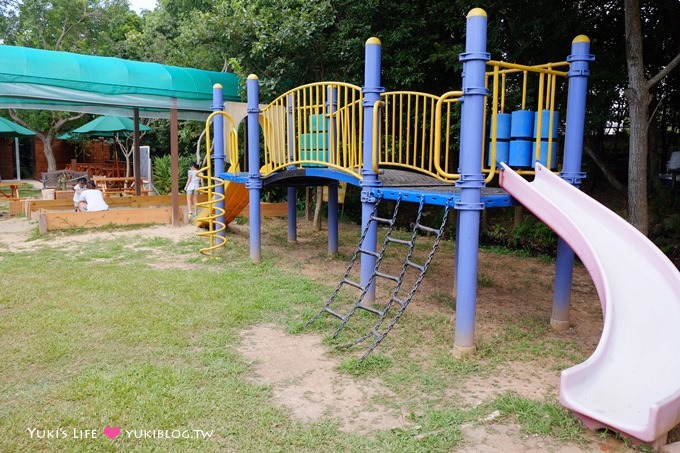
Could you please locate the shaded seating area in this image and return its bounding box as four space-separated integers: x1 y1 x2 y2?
0 44 241 225
64 162 121 178
40 169 89 189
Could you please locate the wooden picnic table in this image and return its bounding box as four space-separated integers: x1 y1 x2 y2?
92 176 150 195
0 182 20 199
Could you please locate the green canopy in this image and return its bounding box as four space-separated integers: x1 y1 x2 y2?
0 45 241 120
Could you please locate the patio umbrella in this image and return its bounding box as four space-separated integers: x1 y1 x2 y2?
0 116 36 137
0 117 35 180
70 115 151 135
68 116 152 180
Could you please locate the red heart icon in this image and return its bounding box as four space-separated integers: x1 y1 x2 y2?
103 426 120 439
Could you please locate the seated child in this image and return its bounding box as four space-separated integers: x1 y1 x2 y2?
78 181 109 212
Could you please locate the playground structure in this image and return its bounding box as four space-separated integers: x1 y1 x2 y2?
198 8 680 447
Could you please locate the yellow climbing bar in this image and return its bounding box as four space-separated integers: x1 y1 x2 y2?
196 110 240 257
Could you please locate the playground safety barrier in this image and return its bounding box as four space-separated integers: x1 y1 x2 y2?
259 82 363 178
255 65 568 184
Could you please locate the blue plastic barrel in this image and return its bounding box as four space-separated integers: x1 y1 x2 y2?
534 110 559 169
509 140 533 167
487 113 511 166
534 110 559 139
508 110 534 167
488 140 510 166
536 142 558 169
510 110 535 138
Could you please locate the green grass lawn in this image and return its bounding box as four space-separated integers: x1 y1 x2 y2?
0 222 596 452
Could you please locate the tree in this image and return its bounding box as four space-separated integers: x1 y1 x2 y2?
624 0 680 235
114 126 152 178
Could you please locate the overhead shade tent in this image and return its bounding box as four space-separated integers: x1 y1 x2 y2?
0 45 240 120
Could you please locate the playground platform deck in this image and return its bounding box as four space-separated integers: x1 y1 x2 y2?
221 168 514 208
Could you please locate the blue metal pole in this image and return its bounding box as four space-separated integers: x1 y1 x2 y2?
453 8 489 355
246 75 262 263
287 94 297 242
211 84 226 236
552 36 594 329
360 37 384 303
327 86 339 255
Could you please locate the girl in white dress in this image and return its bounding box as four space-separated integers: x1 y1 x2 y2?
184 162 201 218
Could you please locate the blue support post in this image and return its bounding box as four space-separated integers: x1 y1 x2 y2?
327 86 339 255
328 183 338 255
453 8 489 355
287 94 297 242
360 37 384 303
211 84 226 237
552 36 594 329
246 75 262 263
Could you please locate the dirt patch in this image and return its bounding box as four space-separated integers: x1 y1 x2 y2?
238 324 408 435
0 216 196 253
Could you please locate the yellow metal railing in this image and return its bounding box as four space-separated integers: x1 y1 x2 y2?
258 61 568 186
260 81 363 178
372 91 463 182
433 91 464 181
484 60 568 182
196 111 239 256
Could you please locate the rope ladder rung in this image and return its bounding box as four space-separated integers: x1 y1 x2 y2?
415 224 439 235
370 215 394 225
356 305 384 316
374 271 400 283
386 237 413 246
405 260 426 272
341 278 364 290
358 248 380 259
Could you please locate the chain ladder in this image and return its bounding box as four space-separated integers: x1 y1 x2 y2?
306 192 453 358
304 195 398 326
357 198 452 358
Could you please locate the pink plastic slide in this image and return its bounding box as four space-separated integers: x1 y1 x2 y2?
499 163 680 446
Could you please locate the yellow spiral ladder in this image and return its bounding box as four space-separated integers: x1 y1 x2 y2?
195 111 239 256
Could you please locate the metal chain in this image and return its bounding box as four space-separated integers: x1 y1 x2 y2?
305 195 386 327
332 194 403 337
360 199 453 358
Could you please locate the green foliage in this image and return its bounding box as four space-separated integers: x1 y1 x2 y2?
481 214 558 257
6 0 140 54
152 154 193 194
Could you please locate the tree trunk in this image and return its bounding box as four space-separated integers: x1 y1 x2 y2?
8 109 86 175
584 144 625 192
624 0 649 235
313 186 323 231
305 187 312 221
40 135 58 173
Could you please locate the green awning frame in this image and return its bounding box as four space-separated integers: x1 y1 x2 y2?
0 45 241 120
